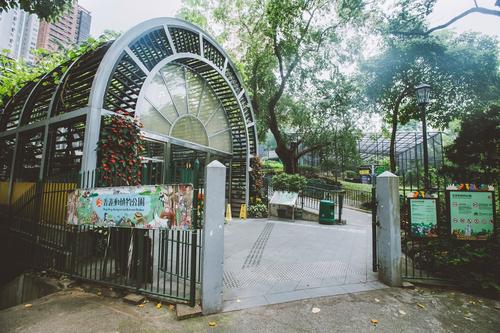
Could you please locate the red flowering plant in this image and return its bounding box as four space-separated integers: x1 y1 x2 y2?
97 110 144 186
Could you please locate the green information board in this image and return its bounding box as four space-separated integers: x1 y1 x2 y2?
448 191 495 240
409 198 438 238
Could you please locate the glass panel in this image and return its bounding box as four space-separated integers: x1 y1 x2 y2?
206 107 230 135
161 65 188 116
144 73 177 123
197 88 220 125
186 69 204 116
210 132 232 153
171 116 208 146
141 103 171 135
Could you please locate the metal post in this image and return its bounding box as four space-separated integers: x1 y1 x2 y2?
371 186 377 272
421 105 430 189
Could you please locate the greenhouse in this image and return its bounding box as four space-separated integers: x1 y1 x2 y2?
0 18 258 211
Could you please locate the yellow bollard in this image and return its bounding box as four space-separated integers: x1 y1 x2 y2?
239 204 247 220
225 204 232 223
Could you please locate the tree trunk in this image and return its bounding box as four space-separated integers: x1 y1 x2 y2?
276 144 297 174
390 88 411 173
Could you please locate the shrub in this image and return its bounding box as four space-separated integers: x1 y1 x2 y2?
248 203 268 218
262 160 284 175
272 173 307 192
250 156 264 203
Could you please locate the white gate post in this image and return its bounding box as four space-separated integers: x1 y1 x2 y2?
201 160 226 314
376 171 402 287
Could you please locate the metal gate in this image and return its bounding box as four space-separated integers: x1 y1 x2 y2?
5 170 204 306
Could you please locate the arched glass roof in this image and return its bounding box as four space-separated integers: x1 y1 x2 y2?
137 63 232 153
0 17 258 208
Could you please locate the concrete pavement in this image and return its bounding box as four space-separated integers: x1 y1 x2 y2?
1 285 498 332
223 209 383 311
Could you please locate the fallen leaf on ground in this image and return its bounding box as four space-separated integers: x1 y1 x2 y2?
312 307 321 314
24 304 32 308
137 304 144 308
371 319 379 325
417 303 426 309
208 321 217 327
168 304 175 311
399 310 406 315
156 303 162 309
374 298 380 303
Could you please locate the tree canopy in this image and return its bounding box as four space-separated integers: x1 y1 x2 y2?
0 0 73 21
362 14 500 171
179 0 367 173
0 32 119 108
442 105 499 185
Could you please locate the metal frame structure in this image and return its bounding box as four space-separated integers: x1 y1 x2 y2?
0 18 258 209
358 131 444 190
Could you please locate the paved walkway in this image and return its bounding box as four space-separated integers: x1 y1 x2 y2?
223 208 386 311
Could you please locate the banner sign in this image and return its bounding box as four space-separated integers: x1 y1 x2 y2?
409 198 438 238
67 184 193 229
270 191 298 207
448 191 495 240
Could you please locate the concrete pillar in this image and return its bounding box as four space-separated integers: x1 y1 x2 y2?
201 160 226 314
376 171 402 287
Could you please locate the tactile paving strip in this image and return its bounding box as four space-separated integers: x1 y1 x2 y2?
242 223 274 268
224 261 366 289
223 271 240 288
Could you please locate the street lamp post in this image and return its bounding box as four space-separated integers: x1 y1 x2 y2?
415 84 431 190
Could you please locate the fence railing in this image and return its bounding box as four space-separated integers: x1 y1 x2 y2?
342 188 373 210
267 185 345 222
4 171 203 305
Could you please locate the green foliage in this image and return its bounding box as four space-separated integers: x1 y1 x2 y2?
248 203 268 218
179 0 366 173
0 0 73 21
250 156 264 202
0 33 118 108
442 105 500 185
422 239 500 293
298 165 320 178
262 160 284 175
272 173 307 192
362 33 500 129
97 113 144 186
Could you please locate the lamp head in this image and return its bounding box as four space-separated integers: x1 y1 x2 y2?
415 84 431 105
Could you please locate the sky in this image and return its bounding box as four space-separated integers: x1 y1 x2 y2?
79 0 500 39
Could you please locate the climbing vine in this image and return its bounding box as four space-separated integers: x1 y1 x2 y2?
97 111 144 186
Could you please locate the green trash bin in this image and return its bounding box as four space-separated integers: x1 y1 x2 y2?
319 200 335 225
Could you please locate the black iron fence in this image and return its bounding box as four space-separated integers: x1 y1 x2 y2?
342 188 372 210
267 184 345 222
3 171 203 305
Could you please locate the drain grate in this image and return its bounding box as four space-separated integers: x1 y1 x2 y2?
242 223 274 269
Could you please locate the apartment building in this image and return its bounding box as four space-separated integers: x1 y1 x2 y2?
37 1 91 52
0 9 39 63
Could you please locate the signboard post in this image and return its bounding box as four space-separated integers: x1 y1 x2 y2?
269 191 299 220
448 190 495 240
408 198 438 238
